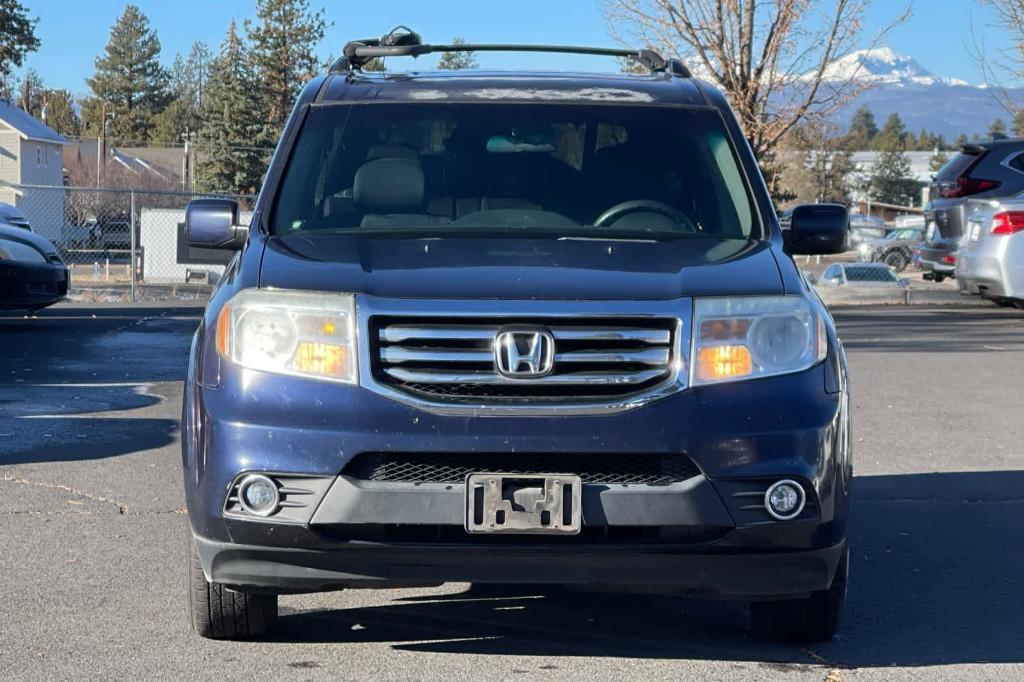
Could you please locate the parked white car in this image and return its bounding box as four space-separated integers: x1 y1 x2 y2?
957 201 1024 307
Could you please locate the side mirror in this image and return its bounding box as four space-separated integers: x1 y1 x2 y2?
784 203 849 255
185 199 246 250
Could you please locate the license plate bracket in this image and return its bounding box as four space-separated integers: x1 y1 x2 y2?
465 473 582 535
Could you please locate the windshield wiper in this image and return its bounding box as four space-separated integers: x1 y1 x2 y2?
557 236 659 243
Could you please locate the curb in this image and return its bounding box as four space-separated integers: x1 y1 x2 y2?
68 282 213 303
816 287 992 308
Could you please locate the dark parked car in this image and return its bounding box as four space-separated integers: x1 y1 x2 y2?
0 203 33 232
847 213 887 248
923 138 1024 282
182 33 852 643
857 220 925 271
0 204 68 311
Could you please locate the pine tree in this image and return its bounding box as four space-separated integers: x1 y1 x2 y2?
873 113 907 152
437 37 478 70
196 22 265 194
0 0 39 98
246 0 327 140
1014 110 1024 138
954 133 969 148
16 70 80 136
989 118 1008 139
41 89 80 137
929 150 950 173
17 67 42 112
84 5 170 144
842 105 877 150
870 150 917 206
151 42 211 145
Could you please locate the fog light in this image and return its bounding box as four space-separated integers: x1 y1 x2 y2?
764 480 805 521
238 474 279 517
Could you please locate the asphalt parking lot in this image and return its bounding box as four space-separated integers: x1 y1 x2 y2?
2 303 1023 680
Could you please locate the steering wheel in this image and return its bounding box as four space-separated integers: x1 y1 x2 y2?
593 200 697 232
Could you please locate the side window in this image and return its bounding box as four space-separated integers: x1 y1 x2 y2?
1008 153 1024 173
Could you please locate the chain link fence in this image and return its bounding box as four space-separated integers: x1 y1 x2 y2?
1 183 256 302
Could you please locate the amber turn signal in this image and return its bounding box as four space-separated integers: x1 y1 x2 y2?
697 345 752 382
294 342 349 378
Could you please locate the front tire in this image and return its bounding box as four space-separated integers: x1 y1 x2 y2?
189 535 278 639
882 251 908 272
750 545 848 642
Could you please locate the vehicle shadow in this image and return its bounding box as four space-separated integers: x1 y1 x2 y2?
270 470 1024 668
0 417 178 465
0 304 199 385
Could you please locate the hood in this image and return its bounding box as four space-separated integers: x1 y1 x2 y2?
0 222 57 255
258 233 785 300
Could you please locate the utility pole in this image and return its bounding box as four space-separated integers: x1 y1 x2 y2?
181 128 196 191
96 102 105 189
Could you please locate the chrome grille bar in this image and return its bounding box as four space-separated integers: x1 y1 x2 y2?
382 367 666 385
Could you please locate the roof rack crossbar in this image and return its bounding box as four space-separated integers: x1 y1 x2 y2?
335 41 687 76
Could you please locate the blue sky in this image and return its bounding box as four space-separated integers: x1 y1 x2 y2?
16 0 1014 95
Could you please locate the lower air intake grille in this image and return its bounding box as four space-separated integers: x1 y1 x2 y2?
343 452 701 486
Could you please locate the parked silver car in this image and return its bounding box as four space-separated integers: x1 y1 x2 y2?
816 262 908 288
957 201 1024 307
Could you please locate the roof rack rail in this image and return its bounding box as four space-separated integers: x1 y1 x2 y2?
330 26 689 77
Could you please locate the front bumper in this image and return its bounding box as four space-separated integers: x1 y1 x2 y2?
184 347 851 597
193 530 847 598
0 261 68 309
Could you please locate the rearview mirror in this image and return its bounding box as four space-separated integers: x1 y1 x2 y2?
784 204 849 255
185 199 246 250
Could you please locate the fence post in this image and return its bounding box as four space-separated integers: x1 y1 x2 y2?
129 190 137 303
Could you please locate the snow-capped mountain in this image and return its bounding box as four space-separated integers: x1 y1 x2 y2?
818 47 968 87
811 47 1015 138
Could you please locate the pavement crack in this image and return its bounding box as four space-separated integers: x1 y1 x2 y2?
2 474 129 514
804 648 849 672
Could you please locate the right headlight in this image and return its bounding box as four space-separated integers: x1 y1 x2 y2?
216 289 357 384
0 237 46 263
691 296 827 386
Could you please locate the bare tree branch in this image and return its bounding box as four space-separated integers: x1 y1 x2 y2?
971 2 1024 117
601 0 911 192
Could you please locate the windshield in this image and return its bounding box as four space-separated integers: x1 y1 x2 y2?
271 103 758 240
846 267 898 282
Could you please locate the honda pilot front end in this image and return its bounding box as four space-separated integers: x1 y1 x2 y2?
182 36 851 643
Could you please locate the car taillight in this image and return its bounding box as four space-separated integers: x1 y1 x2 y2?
991 211 1024 235
942 255 957 264
939 176 1001 198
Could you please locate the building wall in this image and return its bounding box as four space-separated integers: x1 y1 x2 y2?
0 131 20 184
19 139 64 186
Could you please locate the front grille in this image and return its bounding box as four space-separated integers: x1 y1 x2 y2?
343 452 701 486
371 316 677 403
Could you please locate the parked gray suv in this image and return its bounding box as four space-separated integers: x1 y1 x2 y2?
923 139 1024 282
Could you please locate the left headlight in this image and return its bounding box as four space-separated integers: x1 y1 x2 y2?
216 289 357 384
692 296 827 386
0 237 46 263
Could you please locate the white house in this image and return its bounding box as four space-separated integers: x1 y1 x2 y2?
0 99 67 242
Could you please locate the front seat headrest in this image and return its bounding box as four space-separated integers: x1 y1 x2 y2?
366 144 419 161
353 158 425 213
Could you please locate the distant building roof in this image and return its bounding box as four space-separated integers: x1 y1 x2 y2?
0 99 67 144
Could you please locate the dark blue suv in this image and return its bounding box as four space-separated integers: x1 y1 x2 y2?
182 34 851 642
